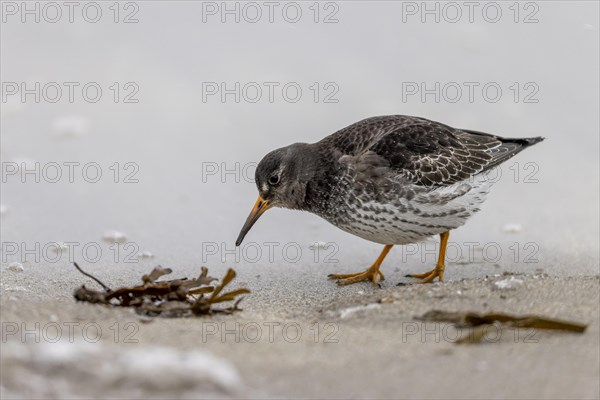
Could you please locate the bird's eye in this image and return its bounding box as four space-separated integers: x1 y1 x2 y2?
268 174 280 185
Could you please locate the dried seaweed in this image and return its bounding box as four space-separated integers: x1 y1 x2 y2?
417 309 587 344
72 262 250 317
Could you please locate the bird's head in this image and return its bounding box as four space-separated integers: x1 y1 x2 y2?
236 143 315 246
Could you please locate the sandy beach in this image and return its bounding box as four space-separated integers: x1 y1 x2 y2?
1 266 599 398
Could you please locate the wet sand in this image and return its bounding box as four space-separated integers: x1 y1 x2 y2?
1 261 599 399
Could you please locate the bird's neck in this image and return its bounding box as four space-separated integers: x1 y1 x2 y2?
300 144 345 215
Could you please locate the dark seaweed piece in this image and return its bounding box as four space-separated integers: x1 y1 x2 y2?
416 310 587 332
72 263 249 317
416 309 587 344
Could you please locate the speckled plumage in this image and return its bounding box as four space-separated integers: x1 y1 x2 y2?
238 115 543 247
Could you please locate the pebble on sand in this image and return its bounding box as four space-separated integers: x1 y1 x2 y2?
102 230 128 243
494 276 524 290
502 223 523 233
137 251 154 259
51 243 71 253
309 241 329 250
8 262 24 272
339 303 381 319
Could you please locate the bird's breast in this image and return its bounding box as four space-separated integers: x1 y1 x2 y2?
311 173 494 245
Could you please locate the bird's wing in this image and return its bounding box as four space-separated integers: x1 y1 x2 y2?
326 115 529 187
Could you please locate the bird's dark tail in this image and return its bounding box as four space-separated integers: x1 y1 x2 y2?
461 128 545 146
496 135 545 157
460 129 545 170
505 136 545 146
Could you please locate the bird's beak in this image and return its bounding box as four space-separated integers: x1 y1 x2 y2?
236 196 271 246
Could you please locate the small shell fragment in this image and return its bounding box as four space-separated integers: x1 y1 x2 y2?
502 223 522 233
8 262 24 272
309 241 328 250
494 276 524 290
51 243 71 253
102 230 128 243
137 251 154 259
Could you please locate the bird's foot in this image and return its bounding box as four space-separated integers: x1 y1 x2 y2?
405 265 445 284
328 267 384 286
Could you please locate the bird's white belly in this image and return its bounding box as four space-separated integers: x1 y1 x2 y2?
334 173 494 245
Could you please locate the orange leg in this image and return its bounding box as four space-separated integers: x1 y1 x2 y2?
328 245 393 286
406 231 450 283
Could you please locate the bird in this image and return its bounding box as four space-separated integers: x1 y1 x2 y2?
235 115 543 286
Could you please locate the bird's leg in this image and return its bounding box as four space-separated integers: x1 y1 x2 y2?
328 245 393 286
406 231 450 284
